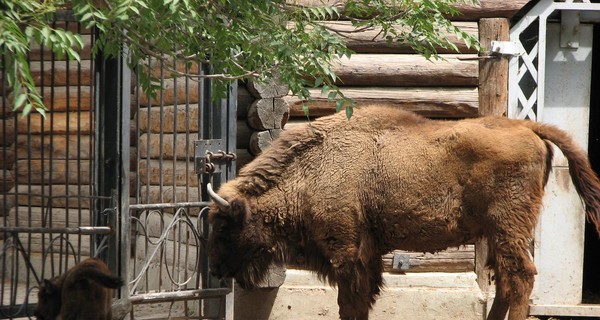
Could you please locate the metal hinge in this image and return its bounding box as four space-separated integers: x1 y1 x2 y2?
457 41 522 60
490 41 522 57
194 139 236 174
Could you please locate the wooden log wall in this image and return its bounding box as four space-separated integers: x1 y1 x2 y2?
0 23 97 257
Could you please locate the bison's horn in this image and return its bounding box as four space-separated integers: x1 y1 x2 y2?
207 183 230 210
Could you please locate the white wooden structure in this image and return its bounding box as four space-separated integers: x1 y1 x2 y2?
508 0 600 316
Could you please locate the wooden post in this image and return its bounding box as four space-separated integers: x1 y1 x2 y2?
478 18 510 117
476 17 510 307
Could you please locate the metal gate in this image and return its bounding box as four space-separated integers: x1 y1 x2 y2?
126 56 237 319
0 13 116 318
0 11 236 320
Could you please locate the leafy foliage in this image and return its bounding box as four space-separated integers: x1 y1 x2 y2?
1 0 480 116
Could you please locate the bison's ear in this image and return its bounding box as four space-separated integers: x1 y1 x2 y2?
228 198 252 225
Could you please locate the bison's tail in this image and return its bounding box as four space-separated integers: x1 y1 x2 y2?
526 121 600 236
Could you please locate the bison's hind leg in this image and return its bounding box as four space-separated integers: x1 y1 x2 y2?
487 234 537 320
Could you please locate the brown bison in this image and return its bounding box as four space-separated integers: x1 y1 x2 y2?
206 106 600 320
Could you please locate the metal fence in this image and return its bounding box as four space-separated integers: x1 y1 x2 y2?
0 11 236 319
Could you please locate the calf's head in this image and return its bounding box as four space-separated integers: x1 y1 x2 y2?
206 183 277 289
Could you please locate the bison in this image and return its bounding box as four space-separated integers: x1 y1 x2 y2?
206 106 600 320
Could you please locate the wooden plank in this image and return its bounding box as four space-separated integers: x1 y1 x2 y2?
285 87 479 119
14 112 93 135
478 18 509 117
476 18 509 295
7 185 92 209
16 135 92 160
383 245 475 273
14 160 92 185
333 54 478 87
137 104 200 134
288 0 530 20
138 133 197 161
138 159 198 187
529 304 600 317
314 21 479 54
2 86 93 113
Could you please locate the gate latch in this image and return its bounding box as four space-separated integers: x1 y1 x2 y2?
194 139 236 174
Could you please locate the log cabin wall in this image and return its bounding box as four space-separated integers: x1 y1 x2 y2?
0 18 100 298
236 0 531 274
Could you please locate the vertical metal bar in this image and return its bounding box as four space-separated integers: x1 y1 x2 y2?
119 44 132 301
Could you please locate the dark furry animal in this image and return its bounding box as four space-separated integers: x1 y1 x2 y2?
35 257 123 320
207 106 600 320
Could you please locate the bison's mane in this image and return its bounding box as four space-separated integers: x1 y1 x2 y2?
235 122 326 196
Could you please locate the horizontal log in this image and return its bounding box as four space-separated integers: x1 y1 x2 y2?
139 185 201 215
287 0 530 20
8 206 93 255
12 112 92 135
237 120 253 150
0 61 92 99
139 58 201 79
137 77 200 106
246 76 290 99
138 159 198 187
452 0 531 20
383 245 475 273
285 87 478 119
314 21 478 54
0 147 14 169
247 98 290 130
236 148 253 172
137 104 200 134
0 194 14 217
249 129 283 156
7 185 92 209
0 119 15 145
333 54 478 86
15 160 92 185
16 135 92 160
29 35 93 61
1 86 93 113
138 133 197 161
238 84 255 118
1 169 14 192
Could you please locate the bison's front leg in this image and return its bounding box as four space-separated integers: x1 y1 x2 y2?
337 280 370 320
335 258 383 320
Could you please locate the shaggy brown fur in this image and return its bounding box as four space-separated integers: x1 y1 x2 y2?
207 106 600 320
35 257 123 320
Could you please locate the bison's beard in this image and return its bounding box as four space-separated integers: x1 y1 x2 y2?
233 253 275 290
